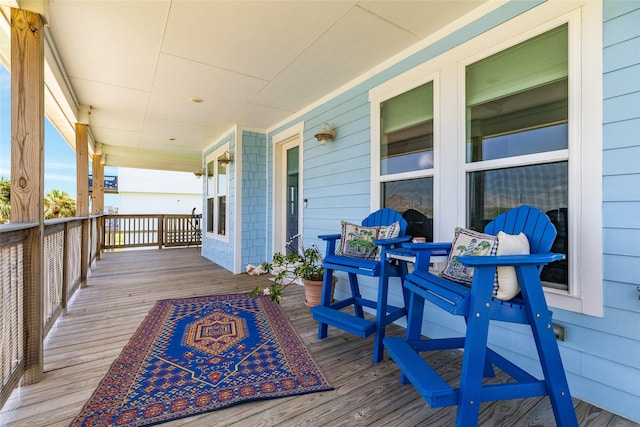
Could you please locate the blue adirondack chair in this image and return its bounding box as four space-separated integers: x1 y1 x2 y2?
384 206 578 426
310 208 411 363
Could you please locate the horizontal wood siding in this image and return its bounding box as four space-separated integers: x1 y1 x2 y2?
548 1 640 421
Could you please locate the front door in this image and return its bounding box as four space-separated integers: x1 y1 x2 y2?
274 137 301 254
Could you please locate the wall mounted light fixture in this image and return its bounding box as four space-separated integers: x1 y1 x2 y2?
314 122 336 145
217 151 233 163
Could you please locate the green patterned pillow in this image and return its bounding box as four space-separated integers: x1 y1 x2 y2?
442 227 497 285
338 221 380 259
374 221 400 260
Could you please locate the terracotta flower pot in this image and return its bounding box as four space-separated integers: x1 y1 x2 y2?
302 276 338 308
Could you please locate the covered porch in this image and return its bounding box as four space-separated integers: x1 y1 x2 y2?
0 248 629 426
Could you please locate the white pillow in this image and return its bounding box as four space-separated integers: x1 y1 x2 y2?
495 231 530 300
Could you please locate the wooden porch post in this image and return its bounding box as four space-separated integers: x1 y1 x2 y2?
76 123 89 286
92 154 104 215
10 7 45 385
92 154 104 259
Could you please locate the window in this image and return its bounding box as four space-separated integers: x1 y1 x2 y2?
378 81 435 241
465 25 569 291
206 147 229 237
370 2 602 315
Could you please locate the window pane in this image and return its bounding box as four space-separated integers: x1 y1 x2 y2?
466 25 568 162
217 196 226 236
382 177 433 242
286 146 299 242
381 82 434 175
467 162 568 290
217 161 227 195
207 161 215 196
207 197 214 233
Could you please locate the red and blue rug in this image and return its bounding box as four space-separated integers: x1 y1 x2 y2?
71 294 332 426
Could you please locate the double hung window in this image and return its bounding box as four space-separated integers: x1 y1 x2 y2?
206 147 229 237
379 82 434 242
465 25 569 290
370 3 602 315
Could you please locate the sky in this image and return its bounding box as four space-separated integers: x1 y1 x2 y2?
0 65 118 207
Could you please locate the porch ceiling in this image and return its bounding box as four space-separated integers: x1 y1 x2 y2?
10 0 487 172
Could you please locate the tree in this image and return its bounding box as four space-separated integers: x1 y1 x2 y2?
44 189 76 219
0 182 77 223
0 177 9 224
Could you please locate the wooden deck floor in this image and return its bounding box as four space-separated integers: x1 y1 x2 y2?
0 248 636 427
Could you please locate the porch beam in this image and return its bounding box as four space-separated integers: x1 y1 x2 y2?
10 6 45 385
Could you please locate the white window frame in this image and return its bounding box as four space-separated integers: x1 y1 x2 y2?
206 145 230 241
370 72 440 224
369 1 602 316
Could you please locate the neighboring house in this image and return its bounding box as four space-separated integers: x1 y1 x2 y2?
118 167 202 215
200 1 640 422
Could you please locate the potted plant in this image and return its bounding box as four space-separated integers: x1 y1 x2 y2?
250 242 336 306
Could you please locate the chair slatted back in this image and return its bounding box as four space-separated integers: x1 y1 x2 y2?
484 205 557 255
362 208 408 236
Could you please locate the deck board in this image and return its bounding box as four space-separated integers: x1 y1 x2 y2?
0 248 635 427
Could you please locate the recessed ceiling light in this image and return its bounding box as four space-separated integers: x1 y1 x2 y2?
190 97 205 103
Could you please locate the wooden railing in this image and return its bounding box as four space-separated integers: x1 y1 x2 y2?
0 223 29 410
0 216 101 409
102 214 202 250
0 213 197 408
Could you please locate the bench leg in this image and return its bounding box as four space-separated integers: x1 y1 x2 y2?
372 274 390 363
520 266 577 427
455 268 494 427
317 269 335 339
348 272 365 318
395 281 426 383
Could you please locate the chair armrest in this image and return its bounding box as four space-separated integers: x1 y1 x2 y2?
457 253 565 267
394 242 452 271
373 235 412 246
402 242 452 253
318 233 341 241
318 233 342 258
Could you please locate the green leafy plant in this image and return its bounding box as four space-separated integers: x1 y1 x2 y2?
250 236 324 303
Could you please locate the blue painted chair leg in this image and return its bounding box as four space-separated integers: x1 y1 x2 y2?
348 272 365 318
455 268 495 426
399 288 425 384
317 269 334 339
519 266 577 427
463 315 496 379
372 275 390 363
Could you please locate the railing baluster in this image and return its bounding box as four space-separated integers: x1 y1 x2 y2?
100 214 201 251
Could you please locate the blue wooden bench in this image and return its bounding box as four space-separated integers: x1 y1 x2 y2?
384 205 578 426
310 208 411 363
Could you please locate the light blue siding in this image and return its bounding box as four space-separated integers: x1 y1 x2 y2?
603 174 640 201
240 130 267 268
603 118 640 149
603 146 640 175
566 1 640 420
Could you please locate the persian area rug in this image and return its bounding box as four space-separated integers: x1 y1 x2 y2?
71 294 332 427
